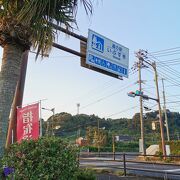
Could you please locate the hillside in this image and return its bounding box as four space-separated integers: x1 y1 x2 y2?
44 110 180 143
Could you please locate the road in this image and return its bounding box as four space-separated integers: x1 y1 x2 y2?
79 155 180 180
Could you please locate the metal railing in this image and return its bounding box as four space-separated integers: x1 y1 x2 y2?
79 152 180 179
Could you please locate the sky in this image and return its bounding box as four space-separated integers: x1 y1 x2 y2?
1 0 180 121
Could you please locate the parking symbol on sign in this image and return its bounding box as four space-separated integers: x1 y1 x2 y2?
91 34 104 53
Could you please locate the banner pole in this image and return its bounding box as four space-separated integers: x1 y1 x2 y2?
39 100 42 137
11 129 14 144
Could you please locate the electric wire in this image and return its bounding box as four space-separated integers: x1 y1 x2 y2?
138 51 180 112
64 69 137 113
146 54 180 88
156 57 180 64
151 52 180 58
148 53 180 79
150 47 180 55
105 105 139 118
80 82 136 110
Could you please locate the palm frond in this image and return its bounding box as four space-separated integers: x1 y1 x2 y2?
30 19 55 59
79 0 93 15
0 0 93 58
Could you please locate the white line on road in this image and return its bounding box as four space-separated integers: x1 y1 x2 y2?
164 169 180 172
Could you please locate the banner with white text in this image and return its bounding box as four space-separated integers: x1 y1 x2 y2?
17 103 39 142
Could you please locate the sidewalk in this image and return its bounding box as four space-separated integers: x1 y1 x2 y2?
96 174 163 180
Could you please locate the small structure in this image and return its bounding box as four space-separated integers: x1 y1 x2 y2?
146 145 171 155
115 135 134 142
76 137 87 146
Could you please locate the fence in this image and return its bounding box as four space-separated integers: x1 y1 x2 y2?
79 152 180 179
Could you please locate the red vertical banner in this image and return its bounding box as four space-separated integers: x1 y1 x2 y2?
17 103 39 142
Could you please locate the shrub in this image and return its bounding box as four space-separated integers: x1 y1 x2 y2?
159 140 180 155
168 140 180 155
75 169 96 180
0 137 79 180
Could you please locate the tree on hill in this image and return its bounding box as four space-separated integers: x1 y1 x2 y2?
85 126 107 147
49 111 180 142
0 0 93 155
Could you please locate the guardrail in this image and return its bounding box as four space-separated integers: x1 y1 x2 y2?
79 152 180 179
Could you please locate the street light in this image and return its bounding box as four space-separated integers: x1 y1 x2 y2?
42 107 55 136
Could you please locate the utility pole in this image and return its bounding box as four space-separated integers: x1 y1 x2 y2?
77 103 80 115
136 50 166 158
46 121 50 136
112 135 115 160
137 56 146 156
76 103 81 137
51 108 55 136
153 62 166 157
42 107 55 136
162 78 170 141
97 118 100 156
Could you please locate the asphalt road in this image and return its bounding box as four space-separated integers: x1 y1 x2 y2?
80 156 180 180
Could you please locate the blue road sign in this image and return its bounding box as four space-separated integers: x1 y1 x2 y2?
86 30 129 78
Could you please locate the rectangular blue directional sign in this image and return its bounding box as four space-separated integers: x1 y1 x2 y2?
86 30 129 78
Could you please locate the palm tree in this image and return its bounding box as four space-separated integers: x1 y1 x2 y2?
0 0 93 156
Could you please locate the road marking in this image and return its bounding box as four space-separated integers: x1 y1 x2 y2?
164 169 180 172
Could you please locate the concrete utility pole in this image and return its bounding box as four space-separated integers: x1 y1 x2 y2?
51 108 55 136
42 107 55 136
112 135 115 160
76 103 81 137
77 103 80 115
152 62 167 157
97 118 100 156
136 50 166 158
162 78 170 141
137 59 146 156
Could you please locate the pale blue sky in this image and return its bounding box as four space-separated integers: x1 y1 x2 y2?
1 0 180 120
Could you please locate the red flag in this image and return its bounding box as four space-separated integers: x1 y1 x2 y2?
17 103 39 142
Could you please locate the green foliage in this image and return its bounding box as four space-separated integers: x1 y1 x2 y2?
46 111 180 153
155 151 163 160
75 169 96 180
158 140 180 156
0 137 79 180
88 141 139 152
167 140 180 155
0 0 93 57
86 127 107 147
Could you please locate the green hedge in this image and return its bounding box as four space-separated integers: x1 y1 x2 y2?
0 137 80 179
159 140 180 155
88 142 139 152
167 140 180 155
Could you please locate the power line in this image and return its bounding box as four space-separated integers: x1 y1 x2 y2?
80 82 135 110
146 57 180 87
105 105 138 118
166 94 180 97
157 62 180 67
152 51 180 57
137 55 180 110
64 70 138 112
148 53 180 74
150 47 180 55
166 100 180 104
156 57 180 64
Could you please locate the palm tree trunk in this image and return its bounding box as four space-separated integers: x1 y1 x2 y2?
5 51 29 148
0 43 24 156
